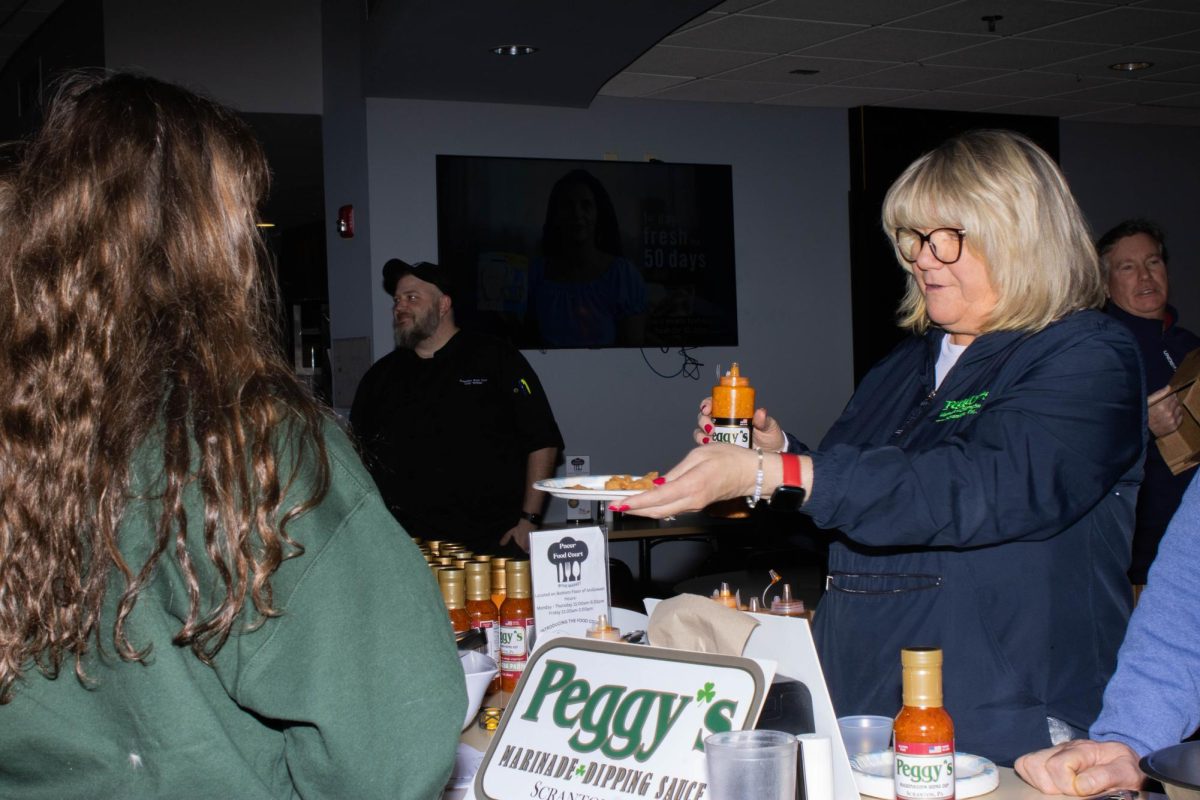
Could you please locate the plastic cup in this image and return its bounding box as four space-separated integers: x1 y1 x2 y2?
837 714 893 756
705 729 797 800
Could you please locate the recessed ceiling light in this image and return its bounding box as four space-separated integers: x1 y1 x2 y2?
789 68 820 76
492 45 537 56
1109 61 1153 71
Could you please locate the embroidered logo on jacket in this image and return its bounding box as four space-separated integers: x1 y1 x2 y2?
936 391 989 422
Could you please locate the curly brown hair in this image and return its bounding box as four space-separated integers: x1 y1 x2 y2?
0 72 330 703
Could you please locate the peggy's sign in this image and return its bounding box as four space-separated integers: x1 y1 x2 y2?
475 638 772 800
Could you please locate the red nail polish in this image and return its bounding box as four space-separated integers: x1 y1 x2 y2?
618 504 631 512
704 424 713 434
652 477 666 485
702 437 710 444
607 504 619 511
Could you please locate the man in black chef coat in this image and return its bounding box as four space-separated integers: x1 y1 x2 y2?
350 259 563 554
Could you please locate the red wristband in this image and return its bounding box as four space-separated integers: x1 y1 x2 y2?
780 453 802 488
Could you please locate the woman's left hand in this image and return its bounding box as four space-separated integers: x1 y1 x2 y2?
618 443 760 519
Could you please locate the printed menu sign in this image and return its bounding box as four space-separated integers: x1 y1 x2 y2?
475 638 772 800
529 526 609 640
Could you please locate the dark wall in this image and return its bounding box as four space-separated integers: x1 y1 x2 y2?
847 107 1059 384
0 0 104 142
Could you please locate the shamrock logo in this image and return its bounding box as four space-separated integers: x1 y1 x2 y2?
575 764 587 777
695 682 716 703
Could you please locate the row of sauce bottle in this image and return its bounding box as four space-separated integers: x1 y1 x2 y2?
417 540 533 694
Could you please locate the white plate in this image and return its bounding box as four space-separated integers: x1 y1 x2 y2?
851 751 999 799
533 475 653 502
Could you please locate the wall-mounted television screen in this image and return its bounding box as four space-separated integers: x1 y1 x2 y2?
436 154 738 350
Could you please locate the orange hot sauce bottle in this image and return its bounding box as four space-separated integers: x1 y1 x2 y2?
437 568 471 636
894 647 955 800
708 363 756 519
465 562 501 693
710 363 755 448
499 560 534 693
490 557 509 612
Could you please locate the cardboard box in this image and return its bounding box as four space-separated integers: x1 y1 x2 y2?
1155 348 1200 475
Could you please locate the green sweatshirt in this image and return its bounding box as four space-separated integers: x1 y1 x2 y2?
0 420 466 799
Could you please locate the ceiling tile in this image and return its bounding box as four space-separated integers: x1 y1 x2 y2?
1152 90 1200 107
1043 45 1197 79
747 0 966 26
882 90 1020 110
1143 29 1200 51
1068 103 1200 123
711 0 774 12
718 54 897 84
985 96 1125 116
1027 7 1200 45
647 77 804 102
626 45 771 77
598 73 695 97
1057 76 1200 102
1142 63 1200 83
1130 0 1200 12
764 84 919 106
797 27 991 62
951 69 1113 95
927 36 1108 69
891 0 1111 37
844 62 1007 90
665 15 863 53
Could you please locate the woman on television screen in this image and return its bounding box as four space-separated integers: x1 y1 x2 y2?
527 168 647 347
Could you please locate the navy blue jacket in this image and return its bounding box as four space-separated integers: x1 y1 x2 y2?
1104 302 1200 583
801 309 1144 766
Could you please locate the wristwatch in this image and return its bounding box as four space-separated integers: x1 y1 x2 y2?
519 511 544 526
769 453 807 512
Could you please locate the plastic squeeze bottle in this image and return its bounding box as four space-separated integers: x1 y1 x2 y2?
710 363 755 448
894 647 955 800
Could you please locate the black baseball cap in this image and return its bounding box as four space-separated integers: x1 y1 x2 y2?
382 259 454 297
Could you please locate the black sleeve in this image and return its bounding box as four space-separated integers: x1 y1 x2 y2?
499 346 564 455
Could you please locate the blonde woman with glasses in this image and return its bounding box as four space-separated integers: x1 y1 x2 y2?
623 130 1144 766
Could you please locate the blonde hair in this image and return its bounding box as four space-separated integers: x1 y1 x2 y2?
882 129 1103 334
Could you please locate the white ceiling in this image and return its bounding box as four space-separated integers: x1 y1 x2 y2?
600 0 1200 126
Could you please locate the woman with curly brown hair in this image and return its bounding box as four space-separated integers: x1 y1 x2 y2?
0 72 464 799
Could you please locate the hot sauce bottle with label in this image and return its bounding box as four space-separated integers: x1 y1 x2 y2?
708 363 756 518
711 363 755 448
465 562 501 693
894 647 955 800
499 559 535 693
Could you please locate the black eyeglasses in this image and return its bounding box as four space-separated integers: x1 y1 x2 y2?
894 227 967 265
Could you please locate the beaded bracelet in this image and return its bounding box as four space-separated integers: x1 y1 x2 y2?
746 447 765 508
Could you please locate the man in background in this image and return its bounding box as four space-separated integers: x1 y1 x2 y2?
351 259 563 554
1098 219 1200 590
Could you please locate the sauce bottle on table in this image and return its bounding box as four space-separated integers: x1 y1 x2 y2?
437 568 471 636
499 560 535 693
465 562 501 693
894 647 955 800
490 557 509 611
